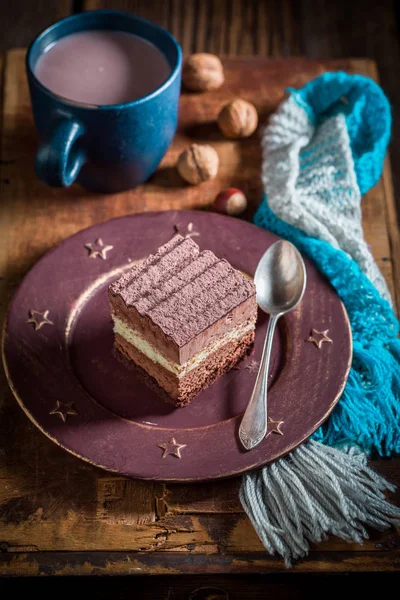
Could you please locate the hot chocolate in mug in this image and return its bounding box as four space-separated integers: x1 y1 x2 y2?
26 10 182 193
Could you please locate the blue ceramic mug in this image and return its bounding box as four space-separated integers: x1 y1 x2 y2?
26 10 182 193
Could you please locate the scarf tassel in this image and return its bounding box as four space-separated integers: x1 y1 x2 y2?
240 440 400 567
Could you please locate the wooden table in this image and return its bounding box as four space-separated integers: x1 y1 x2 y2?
1 49 400 596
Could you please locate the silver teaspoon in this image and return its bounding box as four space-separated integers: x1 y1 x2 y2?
239 240 307 451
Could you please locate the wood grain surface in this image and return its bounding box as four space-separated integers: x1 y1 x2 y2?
1 573 398 599
0 0 72 52
0 48 399 577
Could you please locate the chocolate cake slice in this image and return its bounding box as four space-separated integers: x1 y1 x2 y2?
108 234 257 406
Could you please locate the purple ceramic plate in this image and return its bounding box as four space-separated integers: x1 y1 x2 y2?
2 211 352 481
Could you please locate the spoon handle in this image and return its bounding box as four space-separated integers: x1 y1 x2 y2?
239 314 279 450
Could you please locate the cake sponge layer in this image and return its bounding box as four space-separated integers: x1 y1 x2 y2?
115 328 255 406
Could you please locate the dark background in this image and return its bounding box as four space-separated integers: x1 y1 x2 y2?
1 0 399 596
1 0 400 222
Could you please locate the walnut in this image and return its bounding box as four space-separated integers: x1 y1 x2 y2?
177 144 219 185
217 99 258 139
182 53 224 92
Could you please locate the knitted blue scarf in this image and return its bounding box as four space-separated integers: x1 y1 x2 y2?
256 201 400 455
240 72 400 566
255 72 400 457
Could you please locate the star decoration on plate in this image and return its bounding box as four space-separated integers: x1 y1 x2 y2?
158 437 187 459
49 400 78 423
85 238 113 260
27 309 53 331
267 417 284 436
174 222 199 239
307 329 333 349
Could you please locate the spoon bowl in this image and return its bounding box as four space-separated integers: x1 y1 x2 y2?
255 240 307 316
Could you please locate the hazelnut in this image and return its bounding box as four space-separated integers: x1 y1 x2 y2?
217 99 258 139
213 188 247 216
177 144 219 185
182 53 224 92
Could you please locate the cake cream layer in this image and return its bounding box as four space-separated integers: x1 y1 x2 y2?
115 328 255 404
112 314 255 378
109 235 257 364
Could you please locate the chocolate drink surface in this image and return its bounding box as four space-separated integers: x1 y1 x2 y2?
34 29 171 105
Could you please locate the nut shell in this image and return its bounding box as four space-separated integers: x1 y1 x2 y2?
177 144 219 185
217 99 258 139
182 53 225 92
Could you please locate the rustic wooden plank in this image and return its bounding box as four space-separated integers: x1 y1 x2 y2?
84 0 170 29
201 0 229 56
343 59 398 308
0 465 397 554
95 479 164 525
381 158 400 312
0 49 5 322
281 0 301 56
165 480 243 514
81 0 300 57
0 512 216 552
255 0 270 56
168 0 191 55
0 573 396 597
83 0 230 53
234 0 256 55
177 0 196 55
0 0 72 53
367 60 400 312
0 549 399 577
0 50 398 574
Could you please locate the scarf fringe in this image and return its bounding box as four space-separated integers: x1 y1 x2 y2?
240 440 400 567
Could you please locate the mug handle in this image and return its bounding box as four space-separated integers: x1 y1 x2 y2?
35 118 86 187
